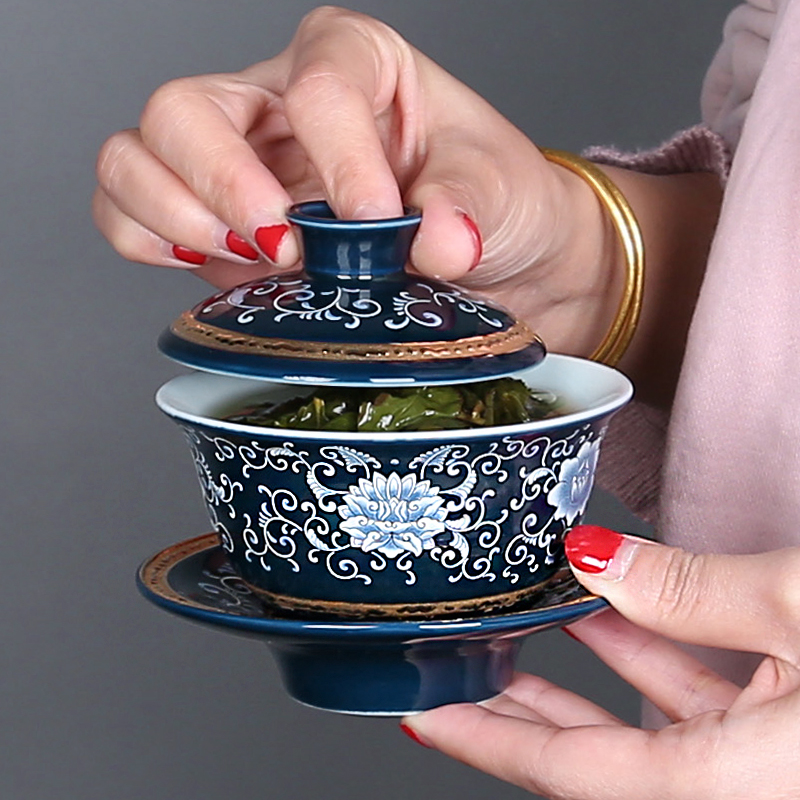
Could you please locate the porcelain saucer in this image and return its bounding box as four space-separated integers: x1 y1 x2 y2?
137 533 606 716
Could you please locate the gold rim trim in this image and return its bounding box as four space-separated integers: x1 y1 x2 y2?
245 574 569 620
172 311 542 363
139 532 220 608
139 533 592 622
540 148 645 367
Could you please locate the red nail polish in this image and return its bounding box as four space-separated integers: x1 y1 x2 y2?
564 525 624 574
171 245 208 265
225 230 259 261
561 626 583 643
255 224 290 263
400 723 432 748
459 212 482 270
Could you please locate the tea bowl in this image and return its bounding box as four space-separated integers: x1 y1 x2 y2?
156 354 632 619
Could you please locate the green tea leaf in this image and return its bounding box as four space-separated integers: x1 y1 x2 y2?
223 379 562 432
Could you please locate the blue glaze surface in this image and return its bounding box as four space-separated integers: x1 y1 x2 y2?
158 202 545 385
177 414 608 606
137 533 606 715
155 356 633 613
286 201 421 278
157 328 543 386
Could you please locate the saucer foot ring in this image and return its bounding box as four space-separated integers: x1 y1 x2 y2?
136 533 606 715
272 638 518 716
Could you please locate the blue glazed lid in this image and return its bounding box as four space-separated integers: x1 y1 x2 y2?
159 201 545 386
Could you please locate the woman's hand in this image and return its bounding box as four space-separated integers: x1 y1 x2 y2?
94 6 722 397
401 525 800 800
93 5 623 357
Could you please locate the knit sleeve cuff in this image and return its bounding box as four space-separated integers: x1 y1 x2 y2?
583 124 732 184
596 402 669 526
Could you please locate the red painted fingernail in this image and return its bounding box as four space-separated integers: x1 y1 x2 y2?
564 525 624 574
171 245 208 265
225 230 259 261
561 626 583 643
459 212 482 270
400 722 432 748
255 224 290 263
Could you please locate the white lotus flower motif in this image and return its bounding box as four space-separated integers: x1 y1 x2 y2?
338 472 448 559
546 439 601 525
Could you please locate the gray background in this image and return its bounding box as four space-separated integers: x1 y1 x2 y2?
2 2 732 798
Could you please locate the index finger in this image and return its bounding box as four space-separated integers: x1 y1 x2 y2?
139 71 299 265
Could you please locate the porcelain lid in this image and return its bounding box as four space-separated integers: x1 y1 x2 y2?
158 202 545 386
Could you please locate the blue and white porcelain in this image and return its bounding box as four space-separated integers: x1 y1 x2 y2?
158 201 545 386
153 202 632 618
137 533 607 715
156 355 632 617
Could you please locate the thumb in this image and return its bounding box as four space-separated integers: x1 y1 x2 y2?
406 187 483 282
404 127 561 285
564 525 800 663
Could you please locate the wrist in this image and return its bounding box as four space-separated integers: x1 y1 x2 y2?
535 159 626 359
602 167 721 404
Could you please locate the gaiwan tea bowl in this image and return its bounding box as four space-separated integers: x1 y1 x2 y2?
156 354 632 619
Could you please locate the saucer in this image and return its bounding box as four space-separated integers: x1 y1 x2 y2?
137 533 606 716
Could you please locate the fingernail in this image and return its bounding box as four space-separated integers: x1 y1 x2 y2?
561 626 583 643
400 722 433 748
225 230 260 261
255 223 290 263
171 245 208 266
458 211 482 270
353 202 391 220
564 525 638 580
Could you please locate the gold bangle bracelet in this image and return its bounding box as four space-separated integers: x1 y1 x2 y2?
540 148 644 367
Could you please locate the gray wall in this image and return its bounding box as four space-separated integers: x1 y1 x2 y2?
2 2 731 799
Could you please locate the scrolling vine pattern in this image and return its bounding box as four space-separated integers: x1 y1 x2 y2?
199 280 506 333
182 426 603 588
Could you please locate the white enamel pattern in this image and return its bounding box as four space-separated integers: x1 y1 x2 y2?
157 355 632 611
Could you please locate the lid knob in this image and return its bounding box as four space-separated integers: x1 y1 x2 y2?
287 201 421 279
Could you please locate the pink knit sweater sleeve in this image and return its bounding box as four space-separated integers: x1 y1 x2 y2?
584 125 731 525
585 0 794 698
584 125 732 181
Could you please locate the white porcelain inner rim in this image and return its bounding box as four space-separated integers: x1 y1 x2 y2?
155 354 633 442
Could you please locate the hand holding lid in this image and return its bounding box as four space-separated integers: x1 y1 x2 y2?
159 202 545 385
